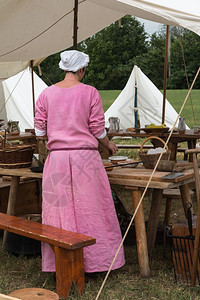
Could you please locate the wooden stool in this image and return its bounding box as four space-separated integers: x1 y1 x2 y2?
8 288 59 300
163 188 194 226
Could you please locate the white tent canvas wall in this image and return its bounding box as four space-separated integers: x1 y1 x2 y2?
105 66 189 130
1 1 200 80
0 68 47 131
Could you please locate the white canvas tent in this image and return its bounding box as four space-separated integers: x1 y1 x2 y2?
0 0 200 80
105 66 189 130
0 68 47 131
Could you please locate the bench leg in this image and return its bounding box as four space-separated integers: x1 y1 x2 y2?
54 246 85 299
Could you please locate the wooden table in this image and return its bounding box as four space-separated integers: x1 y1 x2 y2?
107 166 196 277
107 129 200 161
0 168 42 245
0 168 42 216
0 167 196 279
7 132 37 145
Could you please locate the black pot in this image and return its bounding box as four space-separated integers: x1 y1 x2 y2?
4 214 41 257
5 232 41 256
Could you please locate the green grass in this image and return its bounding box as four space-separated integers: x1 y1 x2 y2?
99 89 200 130
99 90 121 111
166 90 200 129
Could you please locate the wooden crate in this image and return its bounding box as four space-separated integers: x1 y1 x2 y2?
171 221 200 285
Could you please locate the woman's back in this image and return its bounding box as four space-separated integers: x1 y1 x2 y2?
36 83 105 150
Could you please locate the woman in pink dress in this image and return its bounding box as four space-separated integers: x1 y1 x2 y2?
34 50 125 273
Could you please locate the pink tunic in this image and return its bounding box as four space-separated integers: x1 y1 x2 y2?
35 83 125 272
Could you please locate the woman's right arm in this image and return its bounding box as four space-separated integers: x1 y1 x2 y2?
97 135 118 155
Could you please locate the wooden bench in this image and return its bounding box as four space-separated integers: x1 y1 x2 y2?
0 213 96 299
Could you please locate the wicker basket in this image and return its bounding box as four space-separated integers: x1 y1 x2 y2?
138 136 171 169
0 144 36 169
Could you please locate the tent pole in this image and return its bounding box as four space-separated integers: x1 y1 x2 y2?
162 25 170 124
73 0 78 50
134 85 138 128
30 60 35 117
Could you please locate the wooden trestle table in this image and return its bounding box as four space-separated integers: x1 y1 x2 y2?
107 129 200 161
107 165 197 277
0 166 197 278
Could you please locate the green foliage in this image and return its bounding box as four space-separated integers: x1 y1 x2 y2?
80 16 148 89
135 33 165 89
36 52 65 85
35 18 200 91
168 30 200 89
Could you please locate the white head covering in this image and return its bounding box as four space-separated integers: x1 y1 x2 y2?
59 50 89 72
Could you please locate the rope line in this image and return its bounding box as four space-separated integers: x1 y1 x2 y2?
0 0 86 58
178 31 196 124
95 67 200 300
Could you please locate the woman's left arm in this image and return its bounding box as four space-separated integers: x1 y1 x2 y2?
34 91 47 137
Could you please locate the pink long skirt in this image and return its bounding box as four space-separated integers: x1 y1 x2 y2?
41 150 125 272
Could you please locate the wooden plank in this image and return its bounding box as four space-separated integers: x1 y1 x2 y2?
108 168 171 181
109 178 175 189
107 167 196 183
0 168 42 179
0 213 95 250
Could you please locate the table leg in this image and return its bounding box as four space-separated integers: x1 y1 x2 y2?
169 142 177 162
179 183 194 216
132 189 150 277
3 176 20 246
147 189 163 257
188 140 197 162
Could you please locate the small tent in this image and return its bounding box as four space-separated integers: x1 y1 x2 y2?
105 66 189 130
0 68 47 131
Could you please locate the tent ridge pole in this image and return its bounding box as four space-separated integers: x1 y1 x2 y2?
73 0 78 50
30 60 35 118
162 25 170 124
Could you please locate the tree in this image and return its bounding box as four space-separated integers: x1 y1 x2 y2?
35 52 65 86
168 30 200 89
36 18 200 91
134 33 165 89
80 16 148 89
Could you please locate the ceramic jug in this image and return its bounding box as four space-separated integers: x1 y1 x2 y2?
108 117 120 132
178 117 186 132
